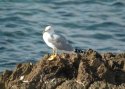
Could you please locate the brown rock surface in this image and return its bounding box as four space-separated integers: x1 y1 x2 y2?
0 49 125 89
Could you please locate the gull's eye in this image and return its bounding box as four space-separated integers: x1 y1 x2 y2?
48 28 51 31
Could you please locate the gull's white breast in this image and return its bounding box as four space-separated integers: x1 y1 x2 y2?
43 32 55 49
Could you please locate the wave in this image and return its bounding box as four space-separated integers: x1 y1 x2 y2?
88 22 125 30
111 1 125 7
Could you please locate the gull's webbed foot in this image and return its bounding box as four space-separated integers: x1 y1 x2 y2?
48 54 57 60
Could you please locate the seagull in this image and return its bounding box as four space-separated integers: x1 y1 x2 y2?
43 26 73 60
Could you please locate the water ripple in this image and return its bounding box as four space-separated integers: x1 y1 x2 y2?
90 33 113 40
111 1 125 7
0 0 125 72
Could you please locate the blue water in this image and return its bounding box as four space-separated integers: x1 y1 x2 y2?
0 0 125 72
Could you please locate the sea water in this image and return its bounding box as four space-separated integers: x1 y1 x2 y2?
0 0 125 71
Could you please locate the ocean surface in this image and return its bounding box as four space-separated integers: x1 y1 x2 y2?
0 0 125 72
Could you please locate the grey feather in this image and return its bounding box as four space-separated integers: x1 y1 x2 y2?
48 33 73 51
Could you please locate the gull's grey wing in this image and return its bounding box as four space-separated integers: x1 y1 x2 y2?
48 33 73 51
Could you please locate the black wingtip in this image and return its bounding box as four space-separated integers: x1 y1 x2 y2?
74 48 84 53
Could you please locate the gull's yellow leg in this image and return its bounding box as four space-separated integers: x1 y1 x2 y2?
48 49 57 60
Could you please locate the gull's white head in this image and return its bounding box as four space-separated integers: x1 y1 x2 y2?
44 26 54 33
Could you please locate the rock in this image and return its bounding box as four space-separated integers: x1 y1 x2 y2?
89 81 125 89
0 49 125 89
76 61 93 89
56 80 85 89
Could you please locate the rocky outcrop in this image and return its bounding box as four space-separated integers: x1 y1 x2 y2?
0 49 125 89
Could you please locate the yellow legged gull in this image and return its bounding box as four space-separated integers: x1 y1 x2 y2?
43 26 73 60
